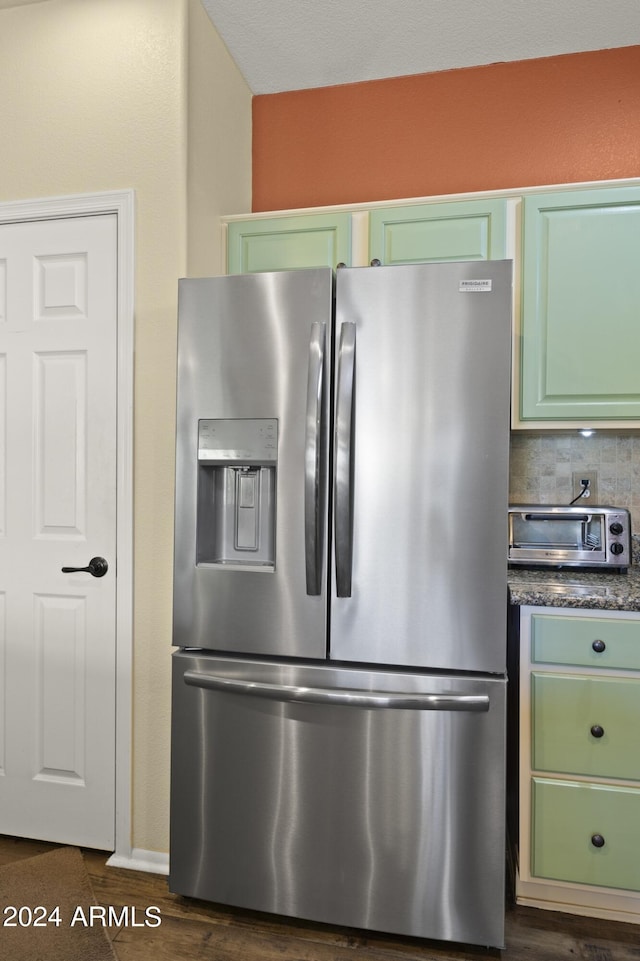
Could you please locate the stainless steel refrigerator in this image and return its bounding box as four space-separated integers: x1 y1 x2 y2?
170 261 512 948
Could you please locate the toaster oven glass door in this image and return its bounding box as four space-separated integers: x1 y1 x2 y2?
509 512 605 563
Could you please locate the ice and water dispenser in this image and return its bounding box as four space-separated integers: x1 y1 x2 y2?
196 419 277 571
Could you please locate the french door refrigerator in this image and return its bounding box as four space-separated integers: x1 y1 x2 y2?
170 261 512 948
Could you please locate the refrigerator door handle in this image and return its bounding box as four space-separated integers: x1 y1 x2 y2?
183 671 490 712
335 322 356 597
304 322 326 595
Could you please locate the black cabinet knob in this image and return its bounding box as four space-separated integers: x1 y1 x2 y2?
592 639 606 653
590 724 605 739
591 834 606 848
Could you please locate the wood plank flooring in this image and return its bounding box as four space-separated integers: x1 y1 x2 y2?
1 835 638 960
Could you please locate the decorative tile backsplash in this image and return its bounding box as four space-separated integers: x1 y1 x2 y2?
509 433 640 531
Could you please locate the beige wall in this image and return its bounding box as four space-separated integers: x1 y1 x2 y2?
186 0 251 275
0 0 252 852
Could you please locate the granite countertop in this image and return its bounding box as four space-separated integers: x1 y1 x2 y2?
508 536 640 612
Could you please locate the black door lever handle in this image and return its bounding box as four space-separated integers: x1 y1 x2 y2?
61 556 109 578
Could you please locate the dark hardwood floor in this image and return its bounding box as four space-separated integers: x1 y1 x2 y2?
1 835 638 960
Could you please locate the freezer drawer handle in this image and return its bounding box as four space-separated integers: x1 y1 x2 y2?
304 322 326 595
183 671 490 711
335 322 356 597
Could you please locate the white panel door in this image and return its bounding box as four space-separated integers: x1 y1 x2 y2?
0 214 117 849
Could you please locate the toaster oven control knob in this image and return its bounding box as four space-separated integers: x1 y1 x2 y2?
610 522 624 535
610 542 624 555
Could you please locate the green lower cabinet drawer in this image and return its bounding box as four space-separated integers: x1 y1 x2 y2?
531 614 640 671
532 778 640 891
532 673 640 780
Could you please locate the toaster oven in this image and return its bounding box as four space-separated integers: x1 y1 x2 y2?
508 505 631 570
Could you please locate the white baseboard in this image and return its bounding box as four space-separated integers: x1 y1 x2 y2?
107 847 169 876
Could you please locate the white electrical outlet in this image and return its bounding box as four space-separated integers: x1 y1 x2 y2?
572 470 598 504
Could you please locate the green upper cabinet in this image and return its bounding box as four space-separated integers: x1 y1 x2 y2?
227 212 352 274
520 186 640 421
368 199 508 265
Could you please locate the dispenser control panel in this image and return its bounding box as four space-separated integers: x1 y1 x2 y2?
198 419 278 465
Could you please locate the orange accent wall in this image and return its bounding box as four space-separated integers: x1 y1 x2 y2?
252 46 640 211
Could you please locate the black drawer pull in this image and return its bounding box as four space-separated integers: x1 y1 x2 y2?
590 725 605 739
592 639 606 653
591 834 606 849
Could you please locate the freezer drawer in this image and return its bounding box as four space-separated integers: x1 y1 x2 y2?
170 652 507 948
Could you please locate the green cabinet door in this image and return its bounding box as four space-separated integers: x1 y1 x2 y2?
531 673 640 780
531 613 640 672
532 778 640 891
227 212 352 273
369 199 508 266
520 186 640 421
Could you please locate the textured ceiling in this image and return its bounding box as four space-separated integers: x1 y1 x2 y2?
201 0 640 94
